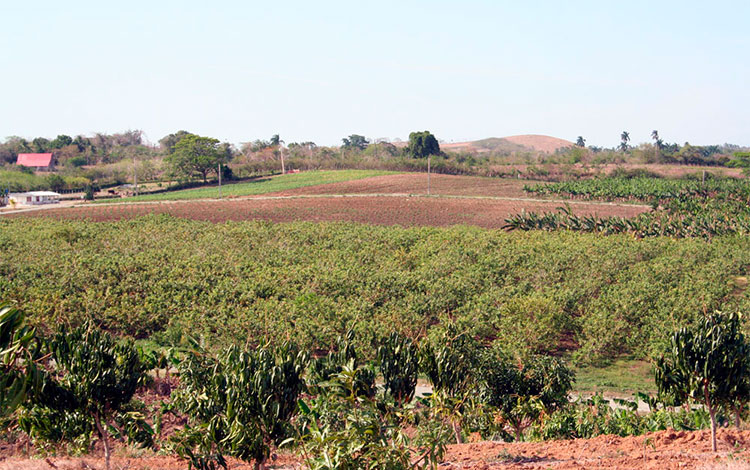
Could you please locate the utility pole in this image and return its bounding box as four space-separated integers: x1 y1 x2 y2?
218 163 222 199
280 145 286 175
133 157 138 196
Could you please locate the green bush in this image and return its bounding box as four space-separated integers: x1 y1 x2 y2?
18 323 151 470
170 343 307 470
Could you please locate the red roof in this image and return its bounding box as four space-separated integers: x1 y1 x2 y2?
16 153 53 167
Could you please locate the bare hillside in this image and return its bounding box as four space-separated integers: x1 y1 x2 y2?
441 134 574 154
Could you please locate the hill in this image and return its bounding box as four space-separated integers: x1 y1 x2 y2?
441 134 574 154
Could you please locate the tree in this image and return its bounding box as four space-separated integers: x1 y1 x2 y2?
32 137 50 153
166 134 230 183
159 130 194 154
655 312 750 452
651 130 663 160
619 131 630 152
479 350 573 441
45 174 65 192
406 131 440 158
575 136 586 147
19 323 152 470
341 134 370 150
171 343 307 470
50 135 73 149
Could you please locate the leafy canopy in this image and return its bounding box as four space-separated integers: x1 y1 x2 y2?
406 131 440 158
166 134 230 182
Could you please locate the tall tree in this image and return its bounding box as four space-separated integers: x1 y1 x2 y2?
166 134 230 183
341 134 370 150
619 131 630 152
406 131 440 158
159 130 194 154
651 130 663 160
576 136 586 147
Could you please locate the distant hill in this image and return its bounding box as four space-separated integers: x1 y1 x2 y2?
440 135 574 154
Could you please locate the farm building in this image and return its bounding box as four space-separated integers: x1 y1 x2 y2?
9 191 61 205
16 153 55 171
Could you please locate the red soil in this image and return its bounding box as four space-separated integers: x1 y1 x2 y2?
270 173 531 198
10 195 648 227
443 428 750 469
3 428 750 469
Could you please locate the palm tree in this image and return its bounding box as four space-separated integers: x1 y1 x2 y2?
651 130 663 161
576 136 586 147
620 131 630 152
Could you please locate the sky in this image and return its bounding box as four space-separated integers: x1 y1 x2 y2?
2 1 749 148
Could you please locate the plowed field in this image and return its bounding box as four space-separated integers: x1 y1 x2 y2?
270 173 531 197
7 194 648 227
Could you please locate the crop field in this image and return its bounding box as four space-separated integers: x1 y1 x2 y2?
271 172 532 197
2 216 748 362
4 172 750 469
509 175 750 238
9 193 649 227
108 169 394 202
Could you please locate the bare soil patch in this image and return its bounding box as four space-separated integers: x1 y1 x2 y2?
269 173 531 198
443 428 750 469
8 195 648 228
3 429 750 469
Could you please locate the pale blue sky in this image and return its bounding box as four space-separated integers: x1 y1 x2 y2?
2 1 749 147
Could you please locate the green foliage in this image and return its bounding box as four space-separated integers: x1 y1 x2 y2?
166 134 230 183
0 169 89 192
170 343 307 470
420 327 478 398
309 331 376 400
341 134 369 150
529 394 715 440
19 323 151 469
83 184 96 201
513 177 750 239
296 360 447 470
3 217 750 364
110 170 393 202
159 130 194 154
654 312 750 450
45 174 66 192
377 332 419 405
420 327 479 443
0 304 43 421
406 131 440 158
68 156 88 168
478 349 574 440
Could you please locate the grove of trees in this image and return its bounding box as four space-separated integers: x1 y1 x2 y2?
3 300 749 468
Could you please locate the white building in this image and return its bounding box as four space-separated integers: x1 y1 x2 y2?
9 191 61 205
